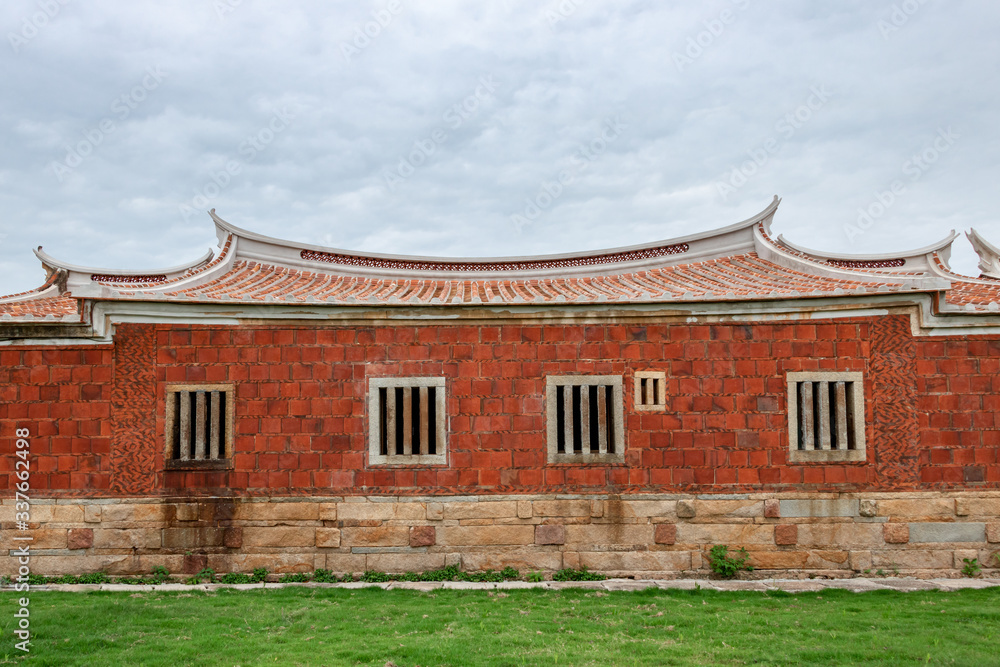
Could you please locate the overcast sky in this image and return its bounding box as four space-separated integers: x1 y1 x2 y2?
1 0 998 295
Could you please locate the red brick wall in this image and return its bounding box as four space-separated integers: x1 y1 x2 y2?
3 314 999 496
0 346 113 492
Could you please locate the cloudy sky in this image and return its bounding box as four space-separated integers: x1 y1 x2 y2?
1 0 998 295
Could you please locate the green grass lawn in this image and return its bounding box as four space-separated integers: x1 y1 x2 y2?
1 586 998 666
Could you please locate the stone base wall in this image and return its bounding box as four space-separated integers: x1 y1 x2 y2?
4 492 1000 578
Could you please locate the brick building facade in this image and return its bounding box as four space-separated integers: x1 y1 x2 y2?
3 197 1000 577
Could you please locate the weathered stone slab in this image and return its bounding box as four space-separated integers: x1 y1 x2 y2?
337 503 424 522
692 500 762 518
675 523 773 545
321 553 367 573
908 523 986 543
654 524 676 545
676 500 696 518
871 550 953 569
614 500 677 519
161 527 225 549
175 504 201 522
340 526 409 548
749 550 849 570
955 499 1000 517
409 526 435 547
532 500 592 517
99 505 167 524
233 503 319 522
796 524 882 548
775 524 798 545
241 527 316 548
439 526 534 546
578 551 691 571
564 524 652 546
67 528 93 550
779 499 858 518
442 502 517 520
366 553 446 573
878 499 954 518
93 529 161 549
461 551 562 573
535 525 565 545
316 528 341 548
883 523 909 544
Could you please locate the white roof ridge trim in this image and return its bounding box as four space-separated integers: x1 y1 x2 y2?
775 230 958 262
207 196 781 266
33 246 216 278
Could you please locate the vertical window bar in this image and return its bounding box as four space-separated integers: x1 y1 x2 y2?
418 386 429 456
845 382 857 450
604 384 616 453
428 386 439 456
655 378 664 406
563 384 575 453
556 385 566 453
833 382 848 451
402 387 413 456
386 386 397 456
179 390 192 461
597 384 608 454
209 390 220 459
580 385 591 453
194 391 207 460
816 381 831 450
798 382 814 451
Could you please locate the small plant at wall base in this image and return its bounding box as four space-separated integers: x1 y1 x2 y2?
552 567 606 582
707 545 753 579
961 558 981 578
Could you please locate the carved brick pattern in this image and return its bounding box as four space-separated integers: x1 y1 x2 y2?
300 244 689 272
92 274 167 285
110 324 158 494
827 259 905 269
870 315 919 489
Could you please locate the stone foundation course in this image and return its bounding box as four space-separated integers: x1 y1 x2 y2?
4 491 1000 579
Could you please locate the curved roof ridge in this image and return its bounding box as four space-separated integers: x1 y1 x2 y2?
208 197 781 275
775 230 958 265
34 246 215 280
752 221 950 290
966 228 1000 280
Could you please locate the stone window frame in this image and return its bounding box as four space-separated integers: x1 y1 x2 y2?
368 376 448 466
786 371 866 463
545 375 625 464
633 370 667 412
164 383 235 471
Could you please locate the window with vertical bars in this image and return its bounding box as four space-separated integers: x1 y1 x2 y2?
368 377 447 465
546 376 624 463
634 370 666 411
786 372 866 462
165 384 234 468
